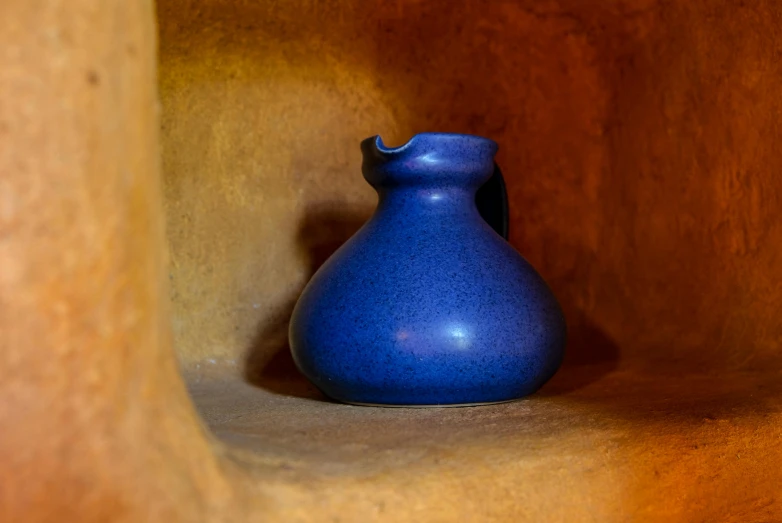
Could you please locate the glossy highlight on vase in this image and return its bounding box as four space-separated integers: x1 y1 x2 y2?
289 133 566 406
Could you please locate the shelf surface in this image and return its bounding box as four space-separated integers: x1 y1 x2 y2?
187 365 782 522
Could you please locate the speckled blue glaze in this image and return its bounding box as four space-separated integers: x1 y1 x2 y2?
289 133 566 406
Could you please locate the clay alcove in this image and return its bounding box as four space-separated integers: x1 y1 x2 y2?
3 0 782 521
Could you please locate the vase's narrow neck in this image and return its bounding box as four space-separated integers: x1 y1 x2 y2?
375 186 480 218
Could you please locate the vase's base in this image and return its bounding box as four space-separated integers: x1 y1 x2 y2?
339 397 524 408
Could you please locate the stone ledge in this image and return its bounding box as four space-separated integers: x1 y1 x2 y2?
187 367 782 521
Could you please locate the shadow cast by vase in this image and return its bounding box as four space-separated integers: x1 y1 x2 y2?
537 314 621 396
243 205 371 400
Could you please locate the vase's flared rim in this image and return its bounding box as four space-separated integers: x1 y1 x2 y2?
364 132 498 156
360 132 498 188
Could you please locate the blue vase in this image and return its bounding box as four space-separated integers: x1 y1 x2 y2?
289 133 566 406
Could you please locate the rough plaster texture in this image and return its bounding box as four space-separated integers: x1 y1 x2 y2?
2 0 782 521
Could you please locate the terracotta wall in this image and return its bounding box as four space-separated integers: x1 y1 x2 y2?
158 0 782 377
0 2 233 520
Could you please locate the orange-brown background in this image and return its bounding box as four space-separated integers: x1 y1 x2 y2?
159 0 782 376
2 1 781 521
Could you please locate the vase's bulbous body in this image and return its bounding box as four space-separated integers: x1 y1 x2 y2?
290 133 566 406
